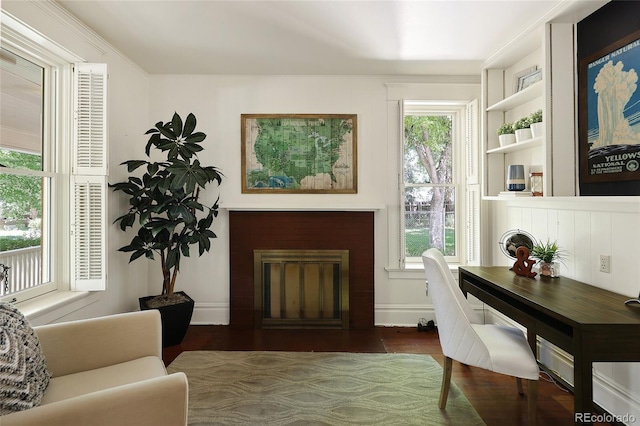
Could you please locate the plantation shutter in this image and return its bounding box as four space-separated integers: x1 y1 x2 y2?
71 63 107 291
465 99 481 265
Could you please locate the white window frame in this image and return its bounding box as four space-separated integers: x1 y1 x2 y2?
396 98 480 269
401 101 465 266
1 11 107 304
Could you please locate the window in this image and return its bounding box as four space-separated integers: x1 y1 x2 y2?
1 12 107 303
0 46 54 301
400 100 479 267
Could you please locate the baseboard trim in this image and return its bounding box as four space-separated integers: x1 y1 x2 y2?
191 302 229 325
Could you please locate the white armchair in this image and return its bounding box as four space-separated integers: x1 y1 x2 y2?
1 310 188 426
422 248 539 425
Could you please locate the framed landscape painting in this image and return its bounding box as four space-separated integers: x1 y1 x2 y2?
241 114 357 193
578 29 640 186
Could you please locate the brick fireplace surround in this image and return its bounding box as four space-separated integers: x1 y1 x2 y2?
229 210 374 328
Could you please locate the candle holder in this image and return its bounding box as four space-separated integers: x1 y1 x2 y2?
507 165 525 191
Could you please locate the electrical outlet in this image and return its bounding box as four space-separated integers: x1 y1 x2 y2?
599 255 610 273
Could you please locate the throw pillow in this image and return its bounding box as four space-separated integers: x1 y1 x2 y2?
0 302 50 415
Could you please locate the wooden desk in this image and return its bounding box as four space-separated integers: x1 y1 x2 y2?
459 266 640 425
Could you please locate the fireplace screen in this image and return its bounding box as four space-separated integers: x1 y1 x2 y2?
254 250 349 328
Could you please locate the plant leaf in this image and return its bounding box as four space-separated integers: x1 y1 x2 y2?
182 113 196 138
171 112 183 138
185 132 206 143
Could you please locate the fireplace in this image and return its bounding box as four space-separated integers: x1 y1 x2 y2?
229 210 374 328
254 249 349 328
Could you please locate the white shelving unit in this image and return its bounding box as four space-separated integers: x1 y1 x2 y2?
481 21 579 199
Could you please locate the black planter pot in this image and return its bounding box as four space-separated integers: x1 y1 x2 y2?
139 291 194 347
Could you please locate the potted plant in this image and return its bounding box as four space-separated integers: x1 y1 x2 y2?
513 117 532 142
497 122 516 147
110 112 223 346
530 239 565 277
529 109 544 138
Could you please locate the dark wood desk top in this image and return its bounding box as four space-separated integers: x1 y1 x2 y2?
460 266 640 329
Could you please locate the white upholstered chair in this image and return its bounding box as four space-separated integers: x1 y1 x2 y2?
422 248 539 425
1 309 188 426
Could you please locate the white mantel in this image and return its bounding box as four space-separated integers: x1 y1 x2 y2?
221 203 386 211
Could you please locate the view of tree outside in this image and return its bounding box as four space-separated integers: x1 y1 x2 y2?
0 150 43 250
403 114 456 257
1 46 43 248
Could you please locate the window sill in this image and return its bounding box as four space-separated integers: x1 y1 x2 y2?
386 264 460 280
17 290 101 326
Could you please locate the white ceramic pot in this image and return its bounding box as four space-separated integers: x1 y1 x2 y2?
530 122 544 138
498 134 516 147
515 128 532 143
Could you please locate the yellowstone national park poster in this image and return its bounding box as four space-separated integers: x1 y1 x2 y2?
580 29 640 186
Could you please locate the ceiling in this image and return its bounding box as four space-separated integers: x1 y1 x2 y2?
50 1 599 76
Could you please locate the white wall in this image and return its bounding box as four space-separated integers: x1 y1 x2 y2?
3 1 151 324
486 197 640 422
147 75 480 326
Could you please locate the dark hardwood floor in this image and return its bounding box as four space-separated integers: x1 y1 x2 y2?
164 325 609 426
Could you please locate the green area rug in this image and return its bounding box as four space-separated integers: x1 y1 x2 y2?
167 351 485 425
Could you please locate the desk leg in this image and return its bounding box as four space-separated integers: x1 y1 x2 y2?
573 337 594 425
526 328 536 356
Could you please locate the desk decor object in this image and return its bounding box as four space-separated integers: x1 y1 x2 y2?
625 292 640 306
530 240 565 278
499 229 536 259
512 246 537 278
241 114 357 193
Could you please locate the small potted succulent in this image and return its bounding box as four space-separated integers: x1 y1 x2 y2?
529 109 544 138
513 117 532 143
530 240 565 277
497 122 516 147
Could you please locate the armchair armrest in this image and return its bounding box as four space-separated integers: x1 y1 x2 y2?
1 372 188 426
35 310 162 377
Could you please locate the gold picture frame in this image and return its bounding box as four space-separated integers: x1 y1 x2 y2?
241 114 357 193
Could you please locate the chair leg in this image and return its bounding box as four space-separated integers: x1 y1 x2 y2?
527 379 538 426
439 356 453 409
516 377 524 395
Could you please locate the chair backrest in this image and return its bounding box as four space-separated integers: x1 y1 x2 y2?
422 248 491 369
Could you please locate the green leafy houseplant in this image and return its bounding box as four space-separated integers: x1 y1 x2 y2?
530 240 565 277
529 109 543 124
110 112 223 305
530 240 563 263
497 122 514 135
513 117 531 130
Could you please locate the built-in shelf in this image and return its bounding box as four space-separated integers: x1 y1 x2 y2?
486 81 543 112
486 136 543 154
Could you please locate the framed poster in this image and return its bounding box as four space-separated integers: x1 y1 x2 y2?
513 66 537 93
518 69 542 91
579 29 640 185
241 114 357 193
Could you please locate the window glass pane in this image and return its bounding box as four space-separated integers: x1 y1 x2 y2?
0 48 43 171
404 114 453 184
0 173 46 296
0 48 46 297
404 187 456 257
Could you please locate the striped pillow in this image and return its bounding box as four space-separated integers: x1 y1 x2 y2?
0 303 51 415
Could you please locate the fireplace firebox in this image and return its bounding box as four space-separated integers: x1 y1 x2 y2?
254 249 349 328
